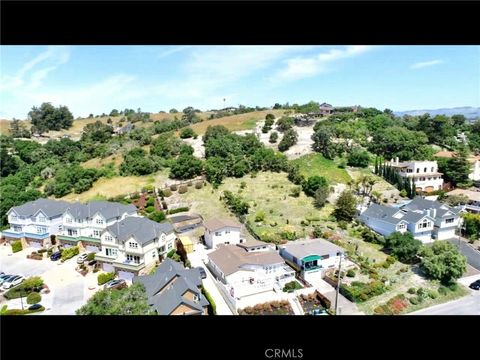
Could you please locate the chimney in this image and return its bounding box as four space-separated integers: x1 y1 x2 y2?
396 157 399 165
432 208 436 218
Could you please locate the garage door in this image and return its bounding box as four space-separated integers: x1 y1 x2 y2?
102 263 115 272
86 245 100 253
117 271 135 282
63 243 74 249
29 241 42 248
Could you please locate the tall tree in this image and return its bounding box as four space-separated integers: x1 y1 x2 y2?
28 103 74 134
420 241 467 284
333 190 357 222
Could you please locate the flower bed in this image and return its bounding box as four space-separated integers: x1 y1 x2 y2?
238 300 294 315
373 294 409 315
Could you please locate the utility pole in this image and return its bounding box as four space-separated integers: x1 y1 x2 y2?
20 293 24 310
334 253 343 315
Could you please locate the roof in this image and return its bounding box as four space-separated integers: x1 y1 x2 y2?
203 218 241 232
106 216 174 245
133 258 208 315
401 197 462 217
237 238 271 250
279 238 344 260
361 203 404 225
179 236 193 246
169 215 201 224
319 102 333 108
9 198 71 218
65 201 137 220
208 245 284 276
447 189 480 202
434 150 480 163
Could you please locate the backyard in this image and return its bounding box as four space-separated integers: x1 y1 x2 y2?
292 153 351 184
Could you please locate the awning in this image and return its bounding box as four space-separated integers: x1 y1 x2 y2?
302 255 322 263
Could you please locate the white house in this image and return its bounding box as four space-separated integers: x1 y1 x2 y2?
388 158 444 193
278 238 345 285
95 216 176 280
203 218 243 249
207 244 295 305
3 199 71 247
57 201 138 252
359 197 463 243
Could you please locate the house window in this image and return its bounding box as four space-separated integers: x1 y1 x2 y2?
168 243 173 250
215 232 220 236
67 229 78 236
96 219 104 225
105 248 117 257
126 254 140 264
225 242 229 245
225 230 230 234
11 215 18 221
105 235 113 242
431 167 434 172
424 167 427 173
397 223 406 230
445 218 455 224
152 252 156 258
93 230 101 238
36 226 47 234
38 216 46 223
416 168 420 173
129 242 138 249
13 225 22 232
159 245 166 253
66 217 72 224
418 220 430 229
193 294 200 302
58 225 63 231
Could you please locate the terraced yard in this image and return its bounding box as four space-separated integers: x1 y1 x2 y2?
292 153 351 184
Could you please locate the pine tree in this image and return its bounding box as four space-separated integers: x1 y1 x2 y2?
411 178 416 199
374 157 379 175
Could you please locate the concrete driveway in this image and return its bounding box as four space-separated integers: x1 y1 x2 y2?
0 247 57 277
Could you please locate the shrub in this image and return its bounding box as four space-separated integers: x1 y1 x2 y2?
407 288 416 294
26 292 42 305
93 268 100 273
168 207 189 215
201 287 216 315
428 290 438 299
438 285 448 296
163 189 173 197
146 197 155 207
5 306 45 315
97 272 115 285
255 211 266 222
346 269 356 277
338 221 348 230
11 241 23 253
195 181 203 189
149 211 166 222
282 281 302 292
447 282 458 291
178 185 188 194
289 186 301 197
145 205 155 213
166 249 176 258
37 248 47 254
61 246 79 261
170 184 178 191
416 288 425 296
409 297 419 305
87 252 95 261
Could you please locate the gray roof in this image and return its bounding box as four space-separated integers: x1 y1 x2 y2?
401 197 461 217
9 198 70 218
65 201 137 221
279 238 344 260
360 203 405 225
203 218 241 232
133 258 208 315
106 216 174 245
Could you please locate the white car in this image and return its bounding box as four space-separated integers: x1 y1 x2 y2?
2 275 24 290
0 274 14 286
77 253 89 264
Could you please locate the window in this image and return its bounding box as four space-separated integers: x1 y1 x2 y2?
66 217 72 224
58 225 63 231
445 218 455 224
126 254 140 264
11 215 18 221
431 167 434 172
168 243 173 250
105 248 118 257
424 167 427 173
225 230 230 234
67 229 78 236
36 226 47 234
152 252 156 258
215 232 220 236
38 216 46 223
418 220 430 229
416 168 420 173
105 235 113 242
225 242 229 245
129 242 138 249
397 223 406 230
13 225 22 232
193 294 200 302
96 219 104 225
159 245 166 253
93 230 101 238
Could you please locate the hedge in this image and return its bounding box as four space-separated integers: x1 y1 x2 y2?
61 246 79 262
87 252 96 261
4 277 44 300
340 281 387 303
11 241 23 253
26 292 42 305
168 207 190 215
201 287 216 315
166 249 176 258
4 306 45 315
97 272 115 285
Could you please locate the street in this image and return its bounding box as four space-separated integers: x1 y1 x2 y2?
447 238 480 270
409 291 480 315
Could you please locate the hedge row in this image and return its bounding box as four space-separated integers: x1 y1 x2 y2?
61 246 79 262
4 306 45 315
97 272 115 285
167 207 190 215
201 287 216 315
11 241 23 253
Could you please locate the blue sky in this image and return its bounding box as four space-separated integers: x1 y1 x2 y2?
0 45 479 119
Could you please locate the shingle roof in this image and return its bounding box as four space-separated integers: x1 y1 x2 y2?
9 198 71 218
203 218 241 232
106 216 174 245
66 201 137 221
360 203 404 225
207 245 284 276
279 238 344 260
133 258 207 315
402 197 461 216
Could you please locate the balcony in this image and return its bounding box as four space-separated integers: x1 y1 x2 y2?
2 230 49 240
57 235 101 243
114 259 145 271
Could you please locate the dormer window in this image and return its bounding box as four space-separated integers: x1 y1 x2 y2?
11 215 18 221
38 216 46 223
66 217 72 224
105 235 113 242
96 219 104 225
193 294 200 302
129 242 139 249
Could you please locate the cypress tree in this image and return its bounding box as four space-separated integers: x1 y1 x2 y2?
374 157 379 175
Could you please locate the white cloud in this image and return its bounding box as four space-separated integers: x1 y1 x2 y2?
157 46 191 59
270 45 375 84
410 59 444 69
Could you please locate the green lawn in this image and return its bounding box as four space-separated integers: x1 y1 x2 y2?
292 154 351 184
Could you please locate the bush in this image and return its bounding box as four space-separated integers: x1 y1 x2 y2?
5 306 45 315
93 268 100 273
409 297 419 305
168 207 189 215
97 272 115 285
201 287 216 315
438 285 449 296
61 246 79 262
170 184 178 191
282 281 302 293
146 197 155 207
255 211 266 222
26 292 42 305
178 185 188 194
145 205 155 213
4 277 44 299
407 288 416 294
195 181 203 189
37 248 47 254
416 288 425 296
163 189 172 197
166 249 176 258
447 282 458 291
11 241 23 253
428 290 438 299
148 211 166 223
87 252 95 261
346 269 356 277
338 221 348 230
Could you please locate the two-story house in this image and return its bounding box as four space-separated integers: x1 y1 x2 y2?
95 216 176 280
3 199 71 247
388 158 444 193
207 244 295 307
359 197 462 243
203 218 244 249
278 238 344 285
57 201 138 252
133 258 209 315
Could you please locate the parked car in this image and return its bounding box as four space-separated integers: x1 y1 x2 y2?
104 279 127 290
28 304 43 311
469 280 480 290
0 274 14 286
310 308 328 316
196 267 207 279
87 260 97 266
50 251 62 261
2 275 24 290
77 253 89 264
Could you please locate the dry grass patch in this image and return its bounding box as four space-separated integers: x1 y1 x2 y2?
81 154 124 169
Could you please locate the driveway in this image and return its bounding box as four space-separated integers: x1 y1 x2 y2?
0 247 57 277
447 238 480 270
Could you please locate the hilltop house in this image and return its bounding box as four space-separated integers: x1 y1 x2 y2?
3 199 71 247
133 258 209 315
434 150 480 182
113 122 134 135
95 216 176 280
319 102 334 116
203 218 244 249
359 197 463 243
388 158 444 193
57 201 138 252
278 238 344 285
207 244 295 306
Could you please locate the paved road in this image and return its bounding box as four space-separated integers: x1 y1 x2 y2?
447 238 480 270
410 291 480 315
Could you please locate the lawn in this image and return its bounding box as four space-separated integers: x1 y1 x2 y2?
189 110 285 135
292 153 351 184
81 154 124 169
61 170 169 202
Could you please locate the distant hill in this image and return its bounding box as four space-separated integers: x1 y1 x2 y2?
394 106 480 120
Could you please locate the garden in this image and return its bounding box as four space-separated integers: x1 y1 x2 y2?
238 300 294 315
298 291 331 314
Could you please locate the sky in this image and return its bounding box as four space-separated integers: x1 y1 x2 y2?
0 45 479 119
